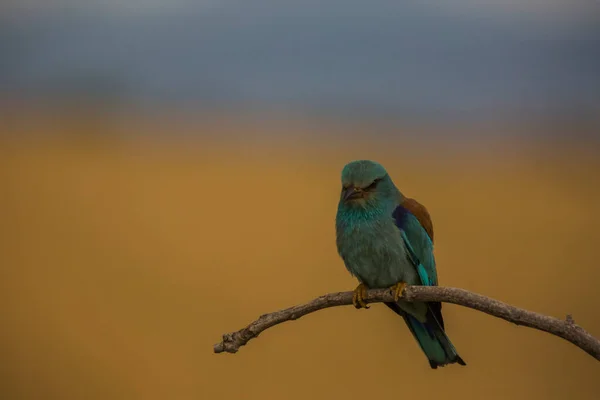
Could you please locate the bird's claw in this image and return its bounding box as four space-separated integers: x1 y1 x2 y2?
352 283 370 309
390 282 407 302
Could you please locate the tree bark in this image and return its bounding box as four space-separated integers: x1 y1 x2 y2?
213 285 600 362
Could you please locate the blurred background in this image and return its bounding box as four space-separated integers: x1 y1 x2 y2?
1 1 599 399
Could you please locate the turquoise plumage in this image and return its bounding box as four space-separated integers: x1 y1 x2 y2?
335 160 465 368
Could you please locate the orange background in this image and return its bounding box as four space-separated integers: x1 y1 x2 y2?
1 112 599 399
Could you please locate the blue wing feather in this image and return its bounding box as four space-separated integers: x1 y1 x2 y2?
393 205 437 286
400 230 431 286
387 205 465 367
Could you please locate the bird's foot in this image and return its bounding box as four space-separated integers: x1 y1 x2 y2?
389 282 407 302
352 283 370 309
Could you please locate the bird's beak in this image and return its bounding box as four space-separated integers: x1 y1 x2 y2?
343 186 363 201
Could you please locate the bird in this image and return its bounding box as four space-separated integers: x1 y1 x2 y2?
335 159 466 369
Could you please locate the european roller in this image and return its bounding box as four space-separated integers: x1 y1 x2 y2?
335 160 466 369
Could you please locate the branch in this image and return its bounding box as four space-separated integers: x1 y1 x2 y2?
213 286 600 361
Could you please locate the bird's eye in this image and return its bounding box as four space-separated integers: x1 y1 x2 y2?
364 178 382 191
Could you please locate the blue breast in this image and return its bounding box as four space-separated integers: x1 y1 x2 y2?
336 208 415 288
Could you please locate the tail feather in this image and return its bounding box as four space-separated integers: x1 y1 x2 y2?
385 302 466 369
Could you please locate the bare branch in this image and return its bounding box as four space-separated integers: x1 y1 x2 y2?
213 286 600 362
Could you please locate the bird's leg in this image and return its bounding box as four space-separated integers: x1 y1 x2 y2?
389 282 407 302
352 283 370 309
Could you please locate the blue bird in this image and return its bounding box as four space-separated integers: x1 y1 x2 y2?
335 160 466 368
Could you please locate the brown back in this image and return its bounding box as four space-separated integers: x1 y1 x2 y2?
401 197 434 243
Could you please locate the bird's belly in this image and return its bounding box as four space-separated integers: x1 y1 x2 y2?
339 230 418 289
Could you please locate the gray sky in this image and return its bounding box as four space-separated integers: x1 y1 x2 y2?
2 0 599 19
1 1 599 119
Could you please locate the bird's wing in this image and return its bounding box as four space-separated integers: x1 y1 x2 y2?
392 203 438 286
392 202 444 329
401 197 434 243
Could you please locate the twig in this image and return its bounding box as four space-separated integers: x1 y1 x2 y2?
213 285 600 361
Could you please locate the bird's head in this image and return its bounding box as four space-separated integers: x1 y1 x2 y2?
339 160 402 210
